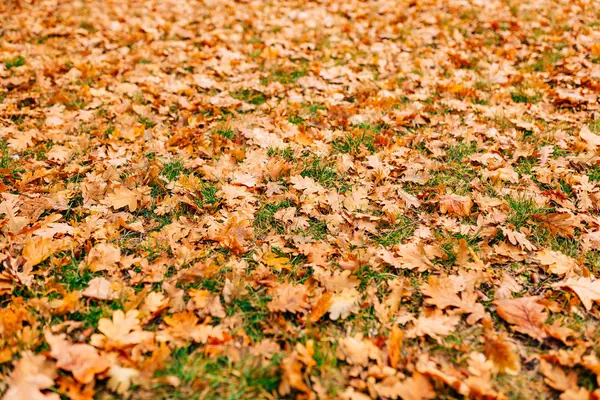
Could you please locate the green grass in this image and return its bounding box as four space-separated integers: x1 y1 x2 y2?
287 114 304 125
195 181 220 207
154 350 281 399
254 200 294 235
588 164 600 182
161 159 187 181
300 156 340 188
525 51 563 72
447 142 477 162
267 147 295 161
262 67 307 85
0 141 23 181
5 56 25 69
372 216 416 247
303 219 329 240
506 196 547 229
231 89 267 105
332 130 376 155
511 91 541 104
214 127 235 139
138 116 157 128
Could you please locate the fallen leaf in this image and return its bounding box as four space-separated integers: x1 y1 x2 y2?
494 296 548 341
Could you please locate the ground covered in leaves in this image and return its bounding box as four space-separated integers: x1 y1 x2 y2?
1 0 600 399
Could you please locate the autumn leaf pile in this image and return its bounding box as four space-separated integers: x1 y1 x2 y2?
1 0 600 398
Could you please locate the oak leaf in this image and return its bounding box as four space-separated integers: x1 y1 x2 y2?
262 251 292 272
553 277 600 311
82 277 119 300
406 314 460 342
439 194 472 217
93 310 153 349
267 283 310 314
328 288 361 320
540 359 578 392
494 296 547 340
2 351 60 400
388 325 404 369
484 333 521 375
45 332 110 384
84 242 121 272
104 186 141 212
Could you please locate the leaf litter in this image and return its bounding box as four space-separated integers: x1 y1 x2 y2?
1 0 600 398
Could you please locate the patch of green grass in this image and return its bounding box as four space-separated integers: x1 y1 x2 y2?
332 132 375 155
506 196 548 229
303 219 329 240
228 291 272 342
66 98 86 110
354 122 389 134
254 200 293 235
69 300 123 329
287 114 304 125
514 156 537 177
0 141 24 181
511 91 541 104
196 181 220 207
57 258 99 291
80 22 97 33
588 165 600 182
267 147 294 161
426 165 477 196
5 56 25 70
154 349 281 399
161 159 187 181
263 68 307 85
138 116 157 128
300 156 340 188
525 51 563 72
214 127 235 140
232 89 267 105
447 141 477 162
304 102 326 115
372 216 415 248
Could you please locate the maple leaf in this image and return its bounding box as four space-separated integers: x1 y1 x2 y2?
92 310 153 349
553 277 600 311
2 351 60 400
104 186 141 212
494 296 548 341
45 332 110 384
406 314 461 342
